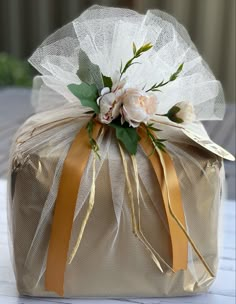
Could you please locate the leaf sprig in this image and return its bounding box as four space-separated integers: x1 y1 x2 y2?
109 120 141 155
146 63 184 92
68 83 100 113
120 42 153 78
77 49 104 91
86 117 100 159
145 123 166 154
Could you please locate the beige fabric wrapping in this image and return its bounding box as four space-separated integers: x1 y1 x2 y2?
8 115 224 298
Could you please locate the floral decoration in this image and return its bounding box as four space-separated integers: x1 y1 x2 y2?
68 43 195 156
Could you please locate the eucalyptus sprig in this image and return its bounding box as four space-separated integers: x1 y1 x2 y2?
145 123 166 154
120 42 153 78
86 118 100 159
146 63 184 92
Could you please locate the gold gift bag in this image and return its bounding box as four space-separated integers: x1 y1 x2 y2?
7 5 234 298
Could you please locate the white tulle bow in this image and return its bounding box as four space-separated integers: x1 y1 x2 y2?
29 5 225 122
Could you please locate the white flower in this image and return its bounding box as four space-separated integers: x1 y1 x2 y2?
167 101 196 124
121 88 159 127
97 87 122 124
97 71 127 124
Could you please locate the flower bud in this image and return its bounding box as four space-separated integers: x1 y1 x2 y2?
166 101 195 124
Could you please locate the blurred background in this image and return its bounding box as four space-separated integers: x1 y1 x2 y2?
0 0 235 197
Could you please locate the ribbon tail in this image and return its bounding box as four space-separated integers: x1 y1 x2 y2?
118 143 164 272
68 154 97 264
45 122 102 296
131 154 174 272
157 149 215 277
138 127 188 271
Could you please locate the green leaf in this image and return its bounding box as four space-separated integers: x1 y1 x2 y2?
167 105 181 116
168 116 183 124
120 61 123 73
147 126 162 132
166 106 183 123
102 74 113 89
169 63 184 81
86 118 100 159
133 42 137 55
120 42 153 77
77 49 104 91
144 124 166 153
155 142 166 152
109 123 140 155
146 123 162 132
68 83 100 114
177 62 184 73
145 63 184 92
136 42 153 56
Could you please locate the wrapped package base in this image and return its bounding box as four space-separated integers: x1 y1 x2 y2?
8 110 224 298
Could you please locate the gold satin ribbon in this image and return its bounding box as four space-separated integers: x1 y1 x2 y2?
45 122 214 296
68 153 97 264
157 148 214 276
138 126 188 271
138 126 214 276
45 122 102 296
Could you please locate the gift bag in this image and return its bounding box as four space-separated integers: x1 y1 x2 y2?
8 5 235 298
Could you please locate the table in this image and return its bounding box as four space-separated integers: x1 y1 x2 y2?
0 179 235 304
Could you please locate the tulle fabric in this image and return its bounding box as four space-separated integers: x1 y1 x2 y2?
29 5 225 121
